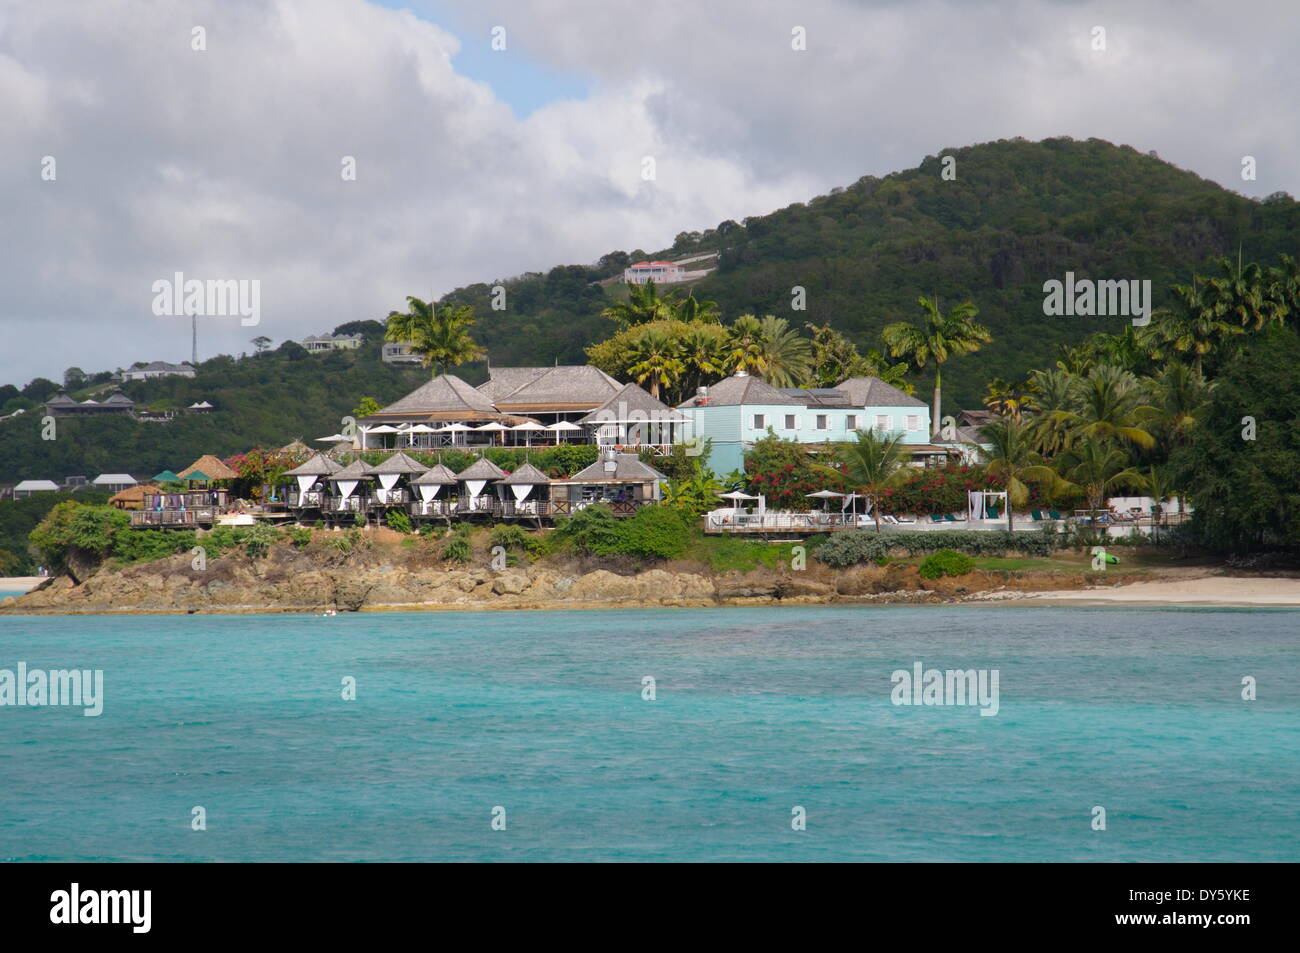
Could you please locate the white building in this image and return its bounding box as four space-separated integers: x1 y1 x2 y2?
121 361 196 381
13 479 61 498
624 260 686 285
92 473 138 493
381 342 423 365
302 333 363 352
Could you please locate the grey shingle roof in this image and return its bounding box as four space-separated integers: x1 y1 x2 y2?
499 462 551 485
410 463 458 485
557 453 668 483
376 374 497 415
363 451 428 475
834 376 926 408
283 453 344 476
454 457 507 481
328 459 371 480
578 382 686 423
677 372 802 407
484 365 621 406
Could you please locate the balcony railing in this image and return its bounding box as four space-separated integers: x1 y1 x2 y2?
408 499 452 518
130 508 219 527
370 488 409 505
323 496 367 514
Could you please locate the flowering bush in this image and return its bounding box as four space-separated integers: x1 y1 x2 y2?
743 435 846 511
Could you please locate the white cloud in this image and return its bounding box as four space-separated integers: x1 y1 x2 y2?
0 0 1296 387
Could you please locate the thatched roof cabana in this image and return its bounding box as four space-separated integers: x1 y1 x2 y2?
499 462 551 485
109 483 159 509
328 459 371 481
363 451 428 476
411 463 458 485
178 454 239 481
454 457 507 481
283 453 343 477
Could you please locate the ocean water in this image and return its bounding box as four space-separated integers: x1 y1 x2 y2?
0 606 1296 862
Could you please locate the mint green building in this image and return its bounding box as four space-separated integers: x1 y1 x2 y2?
676 371 943 475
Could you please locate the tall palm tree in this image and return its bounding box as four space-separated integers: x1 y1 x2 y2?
678 323 730 395
601 279 672 326
1143 362 1209 450
1140 277 1241 374
983 377 1038 421
1024 368 1075 458
882 295 992 432
385 297 484 376
978 417 1058 531
756 316 812 388
1141 464 1176 543
1205 251 1286 332
820 429 910 531
626 327 684 399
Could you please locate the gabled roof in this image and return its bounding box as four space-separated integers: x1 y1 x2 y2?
178 454 239 480
834 376 926 409
410 463 458 485
328 459 371 481
677 372 801 408
284 453 344 477
499 462 550 485
373 374 497 416
578 382 687 424
454 457 507 481
482 365 621 407
103 392 135 406
363 451 427 475
556 453 667 483
44 392 78 406
782 387 853 408
92 473 137 485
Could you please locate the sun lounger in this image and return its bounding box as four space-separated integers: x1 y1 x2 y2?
1031 510 1045 521
1048 510 1064 520
929 514 944 523
943 513 958 522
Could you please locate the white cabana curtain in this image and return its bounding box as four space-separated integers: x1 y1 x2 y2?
296 475 316 494
510 484 531 503
418 484 440 502
379 473 400 490
465 479 487 500
337 480 358 499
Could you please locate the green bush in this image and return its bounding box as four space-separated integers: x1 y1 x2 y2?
113 529 196 565
919 549 974 579
442 531 472 563
814 529 1060 567
385 510 413 534
488 523 535 553
611 505 691 560
288 527 312 548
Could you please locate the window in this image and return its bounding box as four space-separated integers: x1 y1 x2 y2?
875 414 891 430
752 414 766 429
846 414 858 430
906 415 920 431
816 414 828 430
784 414 797 429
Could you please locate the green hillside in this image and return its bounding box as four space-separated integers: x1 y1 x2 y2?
448 136 1299 405
2 136 1297 484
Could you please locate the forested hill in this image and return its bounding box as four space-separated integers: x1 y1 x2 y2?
448 137 1300 405
0 340 428 483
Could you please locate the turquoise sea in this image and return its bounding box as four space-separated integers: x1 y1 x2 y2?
0 606 1296 862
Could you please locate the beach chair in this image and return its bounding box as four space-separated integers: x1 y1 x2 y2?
1048 510 1064 520
943 513 958 522
929 514 944 523
1031 510 1045 521
985 505 1000 519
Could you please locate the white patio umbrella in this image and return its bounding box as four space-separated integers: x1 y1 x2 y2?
718 489 760 518
475 421 508 430
438 422 472 447
807 488 846 515
511 421 546 447
315 433 348 442
549 420 582 444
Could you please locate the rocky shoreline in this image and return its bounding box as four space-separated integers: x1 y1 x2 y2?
0 544 1108 615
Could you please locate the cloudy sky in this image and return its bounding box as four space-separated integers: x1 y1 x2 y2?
1 0 1296 388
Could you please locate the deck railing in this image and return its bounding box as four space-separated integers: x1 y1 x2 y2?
130 508 219 527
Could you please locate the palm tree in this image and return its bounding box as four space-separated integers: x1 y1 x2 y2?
668 290 722 324
1052 440 1146 520
385 297 484 376
601 279 672 326
1143 362 1209 450
678 323 730 395
756 316 812 387
1053 365 1157 451
1140 277 1240 374
1024 368 1075 458
1205 251 1286 332
1141 464 1176 543
978 417 1058 531
983 377 1038 421
726 315 767 376
821 429 910 531
626 327 684 400
882 295 991 432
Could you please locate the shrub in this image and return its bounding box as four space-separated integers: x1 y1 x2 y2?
288 527 312 548
611 505 691 560
442 533 471 563
814 529 1060 567
488 523 534 553
918 549 974 579
113 529 196 565
385 510 413 534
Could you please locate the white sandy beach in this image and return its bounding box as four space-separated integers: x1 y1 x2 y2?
1014 576 1300 607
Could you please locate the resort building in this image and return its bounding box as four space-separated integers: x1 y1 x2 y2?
623 261 687 284
121 361 195 381
676 371 948 475
12 479 61 498
44 390 135 417
355 367 682 453
381 342 423 365
302 333 363 352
